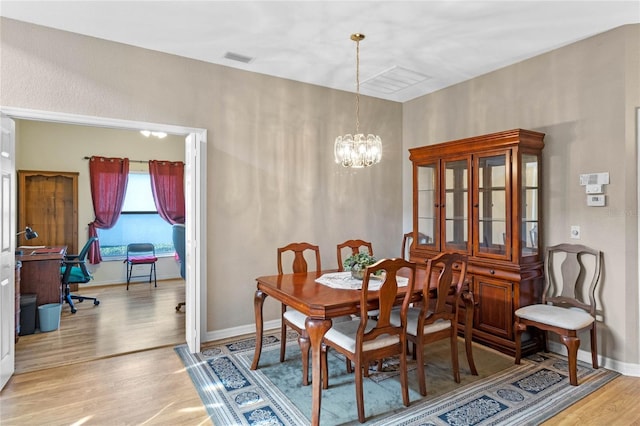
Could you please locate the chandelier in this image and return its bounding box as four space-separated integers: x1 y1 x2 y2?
334 33 382 168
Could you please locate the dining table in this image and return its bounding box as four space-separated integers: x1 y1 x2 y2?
251 268 477 426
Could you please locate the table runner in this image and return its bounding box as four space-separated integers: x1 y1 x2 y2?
315 271 408 291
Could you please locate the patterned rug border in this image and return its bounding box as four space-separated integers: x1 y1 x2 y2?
176 334 620 425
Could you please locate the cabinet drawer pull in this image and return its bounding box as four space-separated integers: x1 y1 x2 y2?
490 269 495 275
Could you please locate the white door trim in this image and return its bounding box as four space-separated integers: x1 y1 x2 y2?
0 106 206 354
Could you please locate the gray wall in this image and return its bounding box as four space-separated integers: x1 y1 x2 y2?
403 24 640 366
0 18 404 333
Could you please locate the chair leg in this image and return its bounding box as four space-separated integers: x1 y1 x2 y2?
560 334 580 386
400 345 410 407
514 321 526 365
150 263 157 287
415 338 427 396
355 359 366 423
450 330 461 383
321 345 328 390
590 324 599 369
126 264 132 290
64 286 77 314
280 328 287 363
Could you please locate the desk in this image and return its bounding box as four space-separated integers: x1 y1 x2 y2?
16 246 67 306
251 269 476 426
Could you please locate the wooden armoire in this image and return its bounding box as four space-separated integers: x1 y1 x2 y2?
18 170 78 254
408 129 545 356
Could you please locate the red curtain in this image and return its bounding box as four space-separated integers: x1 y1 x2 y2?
88 156 130 264
149 160 185 225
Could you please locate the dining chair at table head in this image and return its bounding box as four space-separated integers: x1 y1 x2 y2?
336 239 373 271
391 251 470 396
401 232 413 260
322 258 416 423
514 243 603 386
277 242 321 386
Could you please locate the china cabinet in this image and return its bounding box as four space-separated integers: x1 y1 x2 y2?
409 129 544 355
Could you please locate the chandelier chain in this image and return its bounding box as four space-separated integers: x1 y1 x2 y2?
355 38 360 133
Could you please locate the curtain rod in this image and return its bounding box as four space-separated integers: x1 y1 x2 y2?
83 156 149 164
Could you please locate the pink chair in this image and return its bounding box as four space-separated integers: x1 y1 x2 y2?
126 243 158 290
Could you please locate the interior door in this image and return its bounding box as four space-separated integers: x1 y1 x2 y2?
185 131 206 354
0 115 16 390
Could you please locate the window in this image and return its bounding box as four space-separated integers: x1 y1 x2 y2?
98 172 174 258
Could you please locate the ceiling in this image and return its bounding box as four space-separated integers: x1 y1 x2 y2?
1 1 639 102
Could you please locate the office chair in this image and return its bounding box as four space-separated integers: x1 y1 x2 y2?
61 237 100 314
125 243 158 290
172 224 186 311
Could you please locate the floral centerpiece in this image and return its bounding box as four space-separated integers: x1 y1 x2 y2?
343 252 377 280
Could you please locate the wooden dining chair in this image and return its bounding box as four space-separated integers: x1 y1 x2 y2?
401 232 413 260
337 239 373 271
337 239 378 325
391 251 471 396
514 243 603 386
277 242 321 386
322 258 416 423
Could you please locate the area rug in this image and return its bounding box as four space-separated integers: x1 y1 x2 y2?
175 332 619 425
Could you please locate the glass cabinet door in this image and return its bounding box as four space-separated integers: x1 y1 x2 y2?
476 153 509 258
443 158 469 252
416 163 437 248
521 154 539 257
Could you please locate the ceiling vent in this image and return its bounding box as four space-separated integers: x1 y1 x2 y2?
360 66 431 94
224 51 254 64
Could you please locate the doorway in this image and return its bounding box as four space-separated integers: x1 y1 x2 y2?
1 107 206 376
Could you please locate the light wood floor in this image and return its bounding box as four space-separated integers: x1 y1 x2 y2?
14 279 187 374
2 282 639 425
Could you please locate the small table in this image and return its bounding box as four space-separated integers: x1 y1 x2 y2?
251 268 476 426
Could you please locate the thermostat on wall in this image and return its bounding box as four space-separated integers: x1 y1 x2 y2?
587 195 606 206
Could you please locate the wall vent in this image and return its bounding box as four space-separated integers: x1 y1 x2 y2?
224 51 254 64
360 66 431 94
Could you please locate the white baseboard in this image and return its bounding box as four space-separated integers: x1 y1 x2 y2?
203 319 281 343
547 341 640 377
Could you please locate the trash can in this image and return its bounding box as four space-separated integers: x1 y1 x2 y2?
19 294 37 335
38 303 61 332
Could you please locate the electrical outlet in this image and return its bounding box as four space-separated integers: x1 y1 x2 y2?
570 225 581 239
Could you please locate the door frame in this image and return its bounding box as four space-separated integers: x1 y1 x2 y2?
0 106 206 354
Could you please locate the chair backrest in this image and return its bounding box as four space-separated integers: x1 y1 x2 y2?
337 239 373 271
358 258 416 344
421 252 468 324
277 242 321 274
543 243 602 316
401 232 413 260
78 237 98 261
172 224 186 279
127 243 156 258
62 237 98 284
